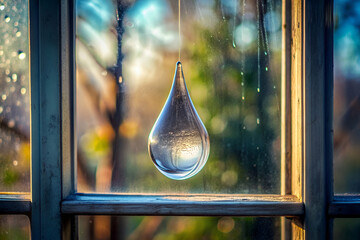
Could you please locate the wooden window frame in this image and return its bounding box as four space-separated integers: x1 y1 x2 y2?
0 0 359 239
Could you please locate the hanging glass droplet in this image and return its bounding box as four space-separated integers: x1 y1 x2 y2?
148 62 210 180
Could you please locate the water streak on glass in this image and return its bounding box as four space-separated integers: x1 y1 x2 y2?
148 62 210 180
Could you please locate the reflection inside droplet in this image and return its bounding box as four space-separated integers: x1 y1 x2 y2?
18 51 26 60
148 62 210 180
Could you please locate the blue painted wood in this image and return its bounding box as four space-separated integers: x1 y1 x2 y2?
303 0 333 239
30 0 62 239
0 194 31 215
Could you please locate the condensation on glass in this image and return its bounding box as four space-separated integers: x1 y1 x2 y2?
0 215 30 240
76 0 282 193
78 216 281 240
0 0 30 192
333 0 360 193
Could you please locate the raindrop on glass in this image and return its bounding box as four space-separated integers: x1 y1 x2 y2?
12 73 17 82
148 62 210 180
18 51 26 60
4 15 10 23
8 119 15 128
0 4 5 11
20 88 26 95
265 67 268 71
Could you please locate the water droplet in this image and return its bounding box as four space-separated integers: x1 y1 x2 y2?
0 50 3 56
20 88 26 95
241 82 244 86
4 15 10 23
257 118 260 124
148 62 210 180
0 107 3 113
256 146 260 150
18 51 26 60
257 87 260 92
12 73 17 82
13 160 18 166
0 5 5 11
264 51 268 56
240 72 244 76
1 94 7 101
265 67 268 71
15 31 21 37
242 96 245 100
232 41 236 48
243 126 246 130
8 119 15 128
273 85 276 89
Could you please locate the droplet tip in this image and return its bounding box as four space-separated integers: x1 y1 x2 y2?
176 61 182 66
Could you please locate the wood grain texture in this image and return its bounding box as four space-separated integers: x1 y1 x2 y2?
291 0 303 202
61 194 304 216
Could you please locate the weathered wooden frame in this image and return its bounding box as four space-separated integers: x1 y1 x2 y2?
0 0 360 239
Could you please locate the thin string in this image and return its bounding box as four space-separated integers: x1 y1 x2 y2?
178 0 181 61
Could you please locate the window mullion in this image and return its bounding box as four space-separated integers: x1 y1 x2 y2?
302 0 334 239
30 0 63 239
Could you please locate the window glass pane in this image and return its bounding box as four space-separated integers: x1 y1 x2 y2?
0 215 30 240
79 216 280 239
76 0 282 193
334 0 360 193
334 218 360 240
0 0 30 192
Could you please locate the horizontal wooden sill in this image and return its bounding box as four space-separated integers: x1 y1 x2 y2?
61 193 304 217
0 193 31 215
328 195 360 217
